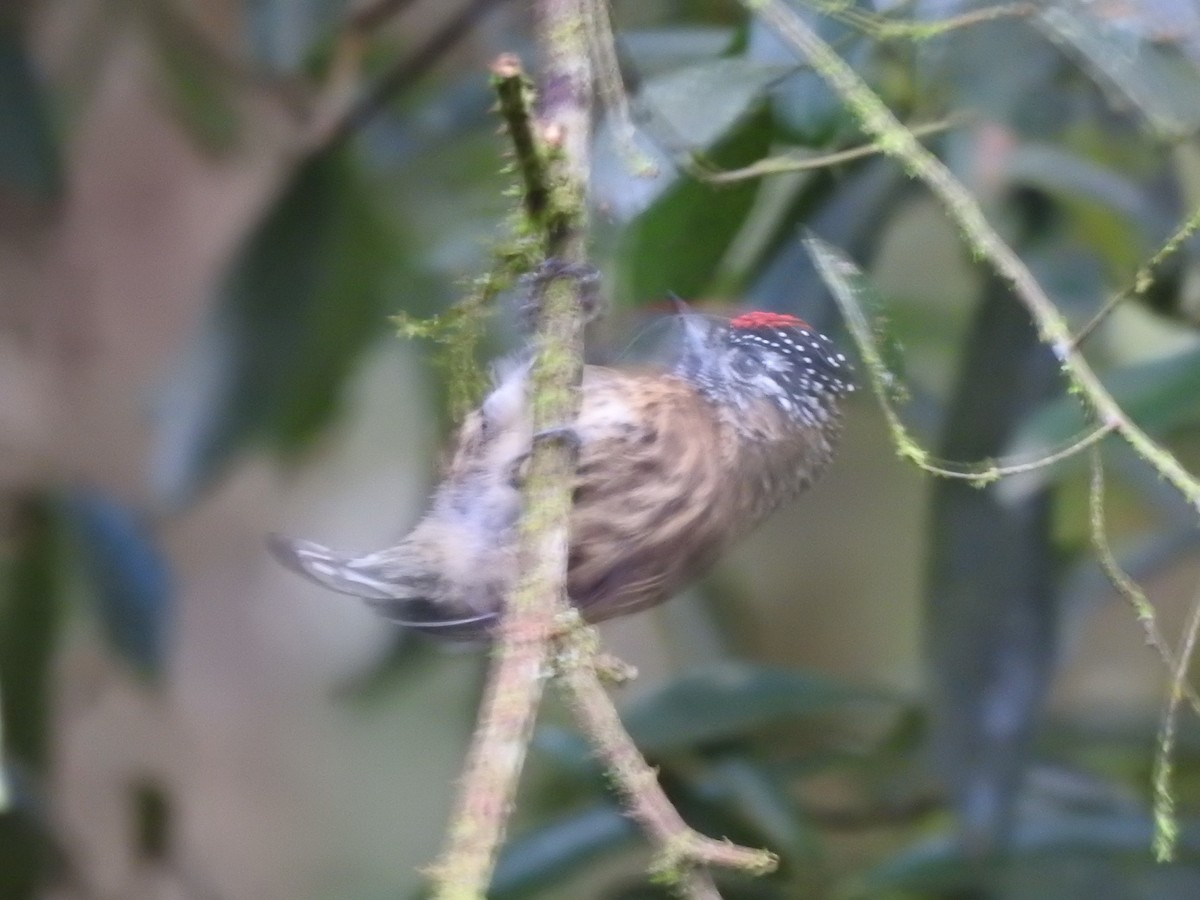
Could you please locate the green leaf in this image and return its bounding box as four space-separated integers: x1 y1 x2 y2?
0 495 64 893
1037 2 1200 138
805 236 908 405
595 58 784 219
639 57 787 150
1011 344 1200 461
748 14 860 144
845 815 1200 897
622 661 897 755
491 804 638 899
1003 143 1152 275
618 27 737 77
151 150 399 507
617 108 772 301
705 755 822 864
0 26 60 199
0 495 63 773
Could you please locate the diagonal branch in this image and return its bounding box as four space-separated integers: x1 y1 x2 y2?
745 0 1200 509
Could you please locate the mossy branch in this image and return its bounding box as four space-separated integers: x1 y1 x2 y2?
428 26 592 898
430 20 772 898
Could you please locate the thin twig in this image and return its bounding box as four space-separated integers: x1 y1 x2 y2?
748 0 1200 509
817 0 1036 41
491 55 551 221
319 0 512 148
1152 568 1200 861
557 631 779 894
1087 451 1200 718
1069 203 1200 350
694 119 955 184
584 0 659 176
810 238 1121 486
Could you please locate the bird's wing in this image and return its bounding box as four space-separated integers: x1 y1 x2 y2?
567 369 736 620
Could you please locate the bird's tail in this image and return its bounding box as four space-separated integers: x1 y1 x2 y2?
267 534 497 638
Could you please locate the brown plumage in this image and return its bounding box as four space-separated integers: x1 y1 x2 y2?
269 308 853 637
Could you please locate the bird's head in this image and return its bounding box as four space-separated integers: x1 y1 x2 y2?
672 307 854 427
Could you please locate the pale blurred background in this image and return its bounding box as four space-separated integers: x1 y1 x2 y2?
5 1 1200 898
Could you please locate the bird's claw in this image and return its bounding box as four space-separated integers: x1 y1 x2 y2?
507 426 582 487
519 259 603 328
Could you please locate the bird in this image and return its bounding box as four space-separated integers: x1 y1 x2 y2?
269 306 854 638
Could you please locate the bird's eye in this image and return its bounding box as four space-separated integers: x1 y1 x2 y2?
731 353 761 377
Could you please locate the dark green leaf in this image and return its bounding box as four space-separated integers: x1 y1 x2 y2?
0 496 64 893
64 490 172 678
1037 2 1200 138
618 27 736 77
622 661 896 755
617 108 772 301
531 724 602 779
845 815 1200 897
491 804 638 899
747 14 860 144
0 26 60 199
151 150 399 507
638 58 787 150
595 59 783 219
705 755 822 863
0 495 62 773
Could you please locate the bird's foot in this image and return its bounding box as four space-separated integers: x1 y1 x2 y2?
507 426 582 487
519 259 603 328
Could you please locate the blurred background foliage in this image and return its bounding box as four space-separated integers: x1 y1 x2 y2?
3 0 1200 898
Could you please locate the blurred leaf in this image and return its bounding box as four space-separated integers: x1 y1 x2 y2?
805 234 910 404
131 778 172 861
1010 344 1200 463
916 8 1059 130
1037 1 1200 138
618 27 736 77
63 489 172 678
1004 144 1155 274
845 814 1200 897
638 57 787 149
531 724 602 779
139 3 240 154
0 25 60 199
622 661 897 755
244 0 342 72
595 58 784 219
746 13 861 144
491 804 638 899
0 496 62 773
705 755 822 864
151 149 398 507
0 496 63 895
617 108 771 301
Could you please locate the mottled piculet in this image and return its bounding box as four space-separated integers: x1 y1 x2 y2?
270 308 853 637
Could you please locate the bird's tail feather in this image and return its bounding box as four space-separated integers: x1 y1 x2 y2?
267 534 496 637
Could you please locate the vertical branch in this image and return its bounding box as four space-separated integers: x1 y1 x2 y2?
428 2 593 896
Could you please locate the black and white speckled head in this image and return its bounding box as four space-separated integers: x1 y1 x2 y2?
673 309 854 427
